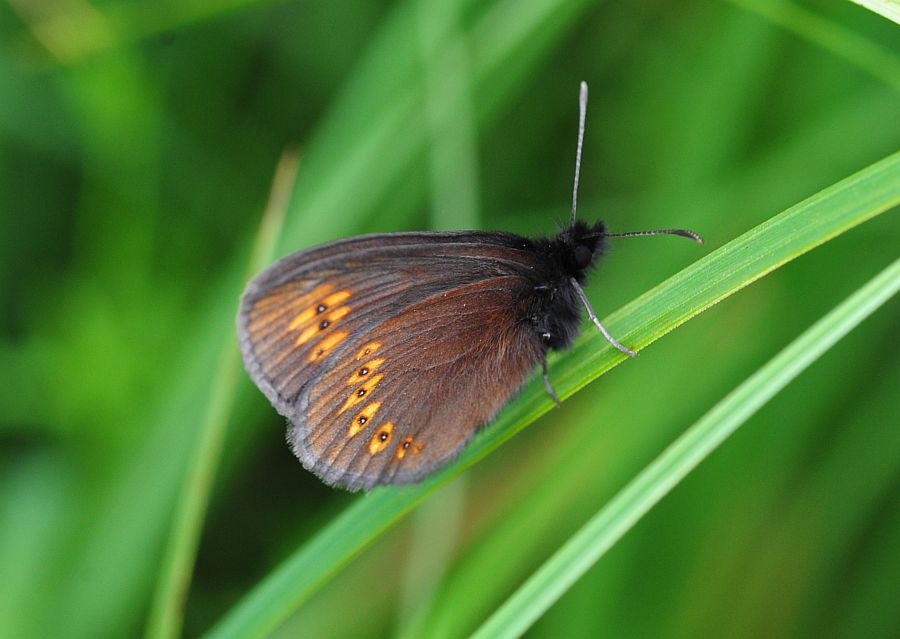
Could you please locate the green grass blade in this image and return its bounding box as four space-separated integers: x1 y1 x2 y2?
416 0 481 231
851 0 900 26
729 0 900 91
145 152 299 639
205 151 900 639
470 255 900 639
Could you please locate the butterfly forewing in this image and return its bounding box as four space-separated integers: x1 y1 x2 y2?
238 232 546 490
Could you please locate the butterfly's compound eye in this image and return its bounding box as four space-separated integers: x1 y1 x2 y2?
574 244 592 269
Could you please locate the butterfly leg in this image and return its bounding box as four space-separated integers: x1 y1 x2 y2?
569 277 637 358
542 359 561 407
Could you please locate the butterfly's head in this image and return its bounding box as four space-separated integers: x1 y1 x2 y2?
556 219 608 280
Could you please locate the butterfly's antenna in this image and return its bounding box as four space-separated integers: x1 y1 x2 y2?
593 228 705 244
571 81 588 226
570 277 637 358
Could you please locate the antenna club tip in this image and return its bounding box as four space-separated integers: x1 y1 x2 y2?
670 229 705 244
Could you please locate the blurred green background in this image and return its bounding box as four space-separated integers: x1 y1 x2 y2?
1 0 898 637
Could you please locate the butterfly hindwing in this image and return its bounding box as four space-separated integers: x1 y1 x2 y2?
238 232 546 490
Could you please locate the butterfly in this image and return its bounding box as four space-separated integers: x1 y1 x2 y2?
237 82 703 491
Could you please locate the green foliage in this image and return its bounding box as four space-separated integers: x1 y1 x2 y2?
472 257 900 639
208 150 900 639
1 1 898 638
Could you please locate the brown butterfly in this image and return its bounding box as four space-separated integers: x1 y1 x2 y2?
237 82 702 491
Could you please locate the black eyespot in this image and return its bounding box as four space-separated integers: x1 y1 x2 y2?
319 320 330 330
358 416 367 425
379 431 388 441
402 441 410 449
359 367 369 376
364 348 371 355
357 389 366 397
316 304 326 313
574 244 592 269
